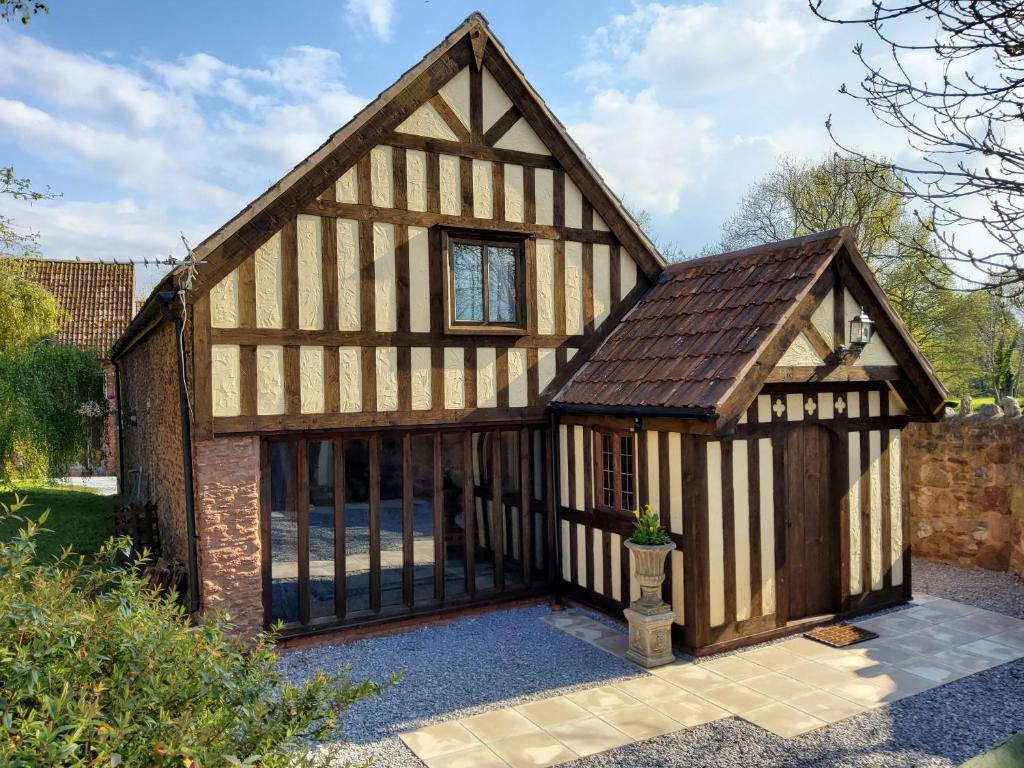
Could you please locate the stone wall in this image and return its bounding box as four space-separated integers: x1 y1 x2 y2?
905 407 1024 579
117 321 188 564
193 435 263 636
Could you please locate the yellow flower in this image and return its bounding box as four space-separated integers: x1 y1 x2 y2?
633 509 640 519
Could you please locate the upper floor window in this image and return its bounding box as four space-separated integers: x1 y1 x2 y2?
445 231 525 332
597 430 636 512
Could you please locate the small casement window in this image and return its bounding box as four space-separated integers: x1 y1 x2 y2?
444 231 526 332
597 430 636 512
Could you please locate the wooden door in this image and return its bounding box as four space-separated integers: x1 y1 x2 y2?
784 424 839 620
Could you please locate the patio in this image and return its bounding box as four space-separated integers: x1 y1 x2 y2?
279 561 1024 767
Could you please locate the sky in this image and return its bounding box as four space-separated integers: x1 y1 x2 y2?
0 0 935 295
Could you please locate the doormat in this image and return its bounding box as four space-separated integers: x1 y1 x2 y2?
804 623 878 648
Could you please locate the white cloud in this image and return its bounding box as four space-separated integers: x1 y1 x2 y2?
569 88 719 214
581 0 825 98
345 0 395 42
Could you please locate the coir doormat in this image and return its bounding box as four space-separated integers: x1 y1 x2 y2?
804 623 878 648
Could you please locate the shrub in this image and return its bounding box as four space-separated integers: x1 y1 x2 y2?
0 495 393 766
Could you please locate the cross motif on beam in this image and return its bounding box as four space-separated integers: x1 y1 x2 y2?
835 397 846 414
805 397 817 415
772 398 786 418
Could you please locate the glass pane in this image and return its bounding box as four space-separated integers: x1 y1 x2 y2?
344 439 370 614
269 442 298 624
621 436 635 512
501 430 523 586
379 436 404 609
488 245 518 323
308 440 335 620
453 242 484 322
473 432 495 591
602 434 615 508
412 435 435 604
441 433 467 597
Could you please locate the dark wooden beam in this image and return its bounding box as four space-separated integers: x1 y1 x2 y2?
765 365 902 384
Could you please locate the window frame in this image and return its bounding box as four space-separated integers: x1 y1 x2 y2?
442 228 529 335
593 428 638 514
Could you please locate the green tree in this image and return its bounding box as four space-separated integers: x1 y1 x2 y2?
0 494 392 766
0 260 63 349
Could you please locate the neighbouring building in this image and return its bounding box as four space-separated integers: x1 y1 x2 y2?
111 13 946 651
23 258 135 477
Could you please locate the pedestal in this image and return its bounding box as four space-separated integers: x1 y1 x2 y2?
623 606 676 668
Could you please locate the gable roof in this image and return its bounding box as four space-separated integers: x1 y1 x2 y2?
19 258 134 355
555 228 948 425
112 11 664 359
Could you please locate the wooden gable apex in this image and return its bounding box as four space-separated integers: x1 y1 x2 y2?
718 229 948 430
173 12 662 304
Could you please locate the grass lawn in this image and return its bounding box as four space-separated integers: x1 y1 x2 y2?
947 396 1024 410
0 485 118 562
962 730 1024 767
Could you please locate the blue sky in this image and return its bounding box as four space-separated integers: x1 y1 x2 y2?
0 0 930 293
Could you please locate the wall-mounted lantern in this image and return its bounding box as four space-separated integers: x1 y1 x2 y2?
838 307 874 357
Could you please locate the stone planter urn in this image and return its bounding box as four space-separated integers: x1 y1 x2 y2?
623 539 676 668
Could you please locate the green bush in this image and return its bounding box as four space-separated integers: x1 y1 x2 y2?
0 495 393 766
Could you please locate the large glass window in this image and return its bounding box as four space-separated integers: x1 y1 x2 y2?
308 439 335 619
269 442 298 624
596 430 637 513
449 235 524 328
441 433 468 596
379 436 404 609
344 438 371 614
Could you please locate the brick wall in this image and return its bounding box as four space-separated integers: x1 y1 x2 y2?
117 322 189 564
193 435 263 636
905 410 1024 579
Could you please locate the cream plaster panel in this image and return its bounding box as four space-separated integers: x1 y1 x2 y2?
494 117 551 155
844 287 860 331
564 177 583 228
567 347 577 361
337 218 361 331
858 333 898 366
411 347 432 411
620 250 637 297
408 226 431 332
560 519 571 581
758 438 776 613
757 394 772 423
847 390 862 418
476 347 497 408
406 149 427 212
575 523 587 584
439 154 461 216
810 290 834 349
373 222 397 332
738 409 747 425
370 145 393 208
593 244 611 328
299 346 324 414
564 241 584 336
733 440 752 622
594 213 609 231
668 432 682 532
256 345 285 415
210 270 239 329
889 430 904 586
444 347 465 409
503 164 524 223
558 424 569 507
255 232 283 328
868 390 881 417
507 348 527 408
482 67 513 131
707 441 725 627
534 168 554 225
211 344 240 417
297 214 324 330
592 530 604 594
868 430 883 591
610 532 622 602
536 239 555 335
889 389 907 416
438 66 470 129
671 550 685 626
338 347 362 412
785 392 804 422
818 391 834 420
376 346 398 412
472 159 494 219
336 166 358 204
537 348 556 395
573 425 585 512
646 431 659 515
848 431 863 595
779 332 825 367
395 101 458 140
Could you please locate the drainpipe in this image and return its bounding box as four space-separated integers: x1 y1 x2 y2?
549 409 563 603
157 289 201 615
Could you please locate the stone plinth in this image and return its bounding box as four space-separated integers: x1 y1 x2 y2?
624 606 676 668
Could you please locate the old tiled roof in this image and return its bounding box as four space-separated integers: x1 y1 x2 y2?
556 230 844 414
20 259 135 355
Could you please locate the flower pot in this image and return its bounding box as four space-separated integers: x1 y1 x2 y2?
624 539 676 615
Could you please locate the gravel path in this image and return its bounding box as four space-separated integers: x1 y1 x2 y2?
280 561 1024 767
